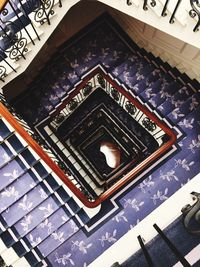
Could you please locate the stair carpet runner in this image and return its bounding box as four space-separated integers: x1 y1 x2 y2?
121 216 200 267
0 14 198 266
0 116 92 267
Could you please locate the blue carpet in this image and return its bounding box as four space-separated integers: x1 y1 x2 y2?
0 13 198 266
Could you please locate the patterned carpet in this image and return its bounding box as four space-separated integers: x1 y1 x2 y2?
122 216 200 267
0 13 198 266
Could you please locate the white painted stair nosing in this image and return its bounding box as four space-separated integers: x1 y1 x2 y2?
88 173 200 267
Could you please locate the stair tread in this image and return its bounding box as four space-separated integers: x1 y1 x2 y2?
147 79 182 108
157 84 195 115
0 12 199 267
168 91 200 123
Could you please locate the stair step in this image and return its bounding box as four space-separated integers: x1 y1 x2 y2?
157 84 195 116
0 170 49 216
13 223 84 267
128 68 162 95
111 53 144 78
0 183 53 230
168 92 200 123
119 62 156 90
151 80 183 108
43 225 98 267
178 105 200 135
0 11 199 267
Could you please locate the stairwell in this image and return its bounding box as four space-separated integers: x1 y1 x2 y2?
0 11 199 267
0 1 199 267
0 0 200 90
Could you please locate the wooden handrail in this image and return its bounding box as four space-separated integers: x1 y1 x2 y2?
0 67 177 208
0 0 8 12
0 102 93 207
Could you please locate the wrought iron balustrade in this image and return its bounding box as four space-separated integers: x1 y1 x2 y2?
126 0 200 33
0 0 62 82
0 92 71 177
190 0 200 31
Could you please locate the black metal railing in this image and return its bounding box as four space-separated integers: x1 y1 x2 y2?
0 92 70 174
143 0 156 11
0 92 95 201
189 0 200 31
0 0 61 82
127 0 200 32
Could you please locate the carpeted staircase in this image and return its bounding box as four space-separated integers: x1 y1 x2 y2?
121 215 200 267
0 13 199 267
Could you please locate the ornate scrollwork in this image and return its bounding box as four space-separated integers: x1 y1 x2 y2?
68 99 78 111
143 0 156 10
150 0 156 7
34 0 55 25
54 113 65 124
111 87 120 101
125 101 137 115
8 38 28 61
189 0 200 31
83 82 92 96
57 161 70 174
0 7 28 61
80 186 95 201
126 0 133 5
31 133 49 149
142 117 156 132
97 74 106 88
0 66 7 82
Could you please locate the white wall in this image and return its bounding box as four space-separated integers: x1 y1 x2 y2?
4 0 200 99
98 0 200 49
108 8 200 82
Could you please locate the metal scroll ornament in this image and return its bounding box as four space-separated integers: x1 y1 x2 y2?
111 87 120 101
182 192 200 235
68 99 78 111
125 101 137 115
0 66 7 82
142 117 156 132
126 0 133 5
97 74 106 88
54 113 65 124
143 0 156 10
83 82 93 96
189 0 200 31
0 8 28 61
34 0 55 25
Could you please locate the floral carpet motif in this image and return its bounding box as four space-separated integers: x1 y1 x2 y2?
0 13 199 266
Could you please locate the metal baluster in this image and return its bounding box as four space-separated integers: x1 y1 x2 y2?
137 235 154 267
143 0 156 10
143 0 148 10
34 0 55 25
18 0 41 41
9 0 35 45
153 224 191 267
127 0 133 5
0 54 17 73
58 0 62 7
161 0 170 16
0 22 26 60
169 0 182 24
189 0 200 32
0 65 6 82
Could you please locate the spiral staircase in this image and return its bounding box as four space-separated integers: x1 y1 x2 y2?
0 1 199 267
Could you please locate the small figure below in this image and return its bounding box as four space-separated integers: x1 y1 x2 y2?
100 141 121 169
